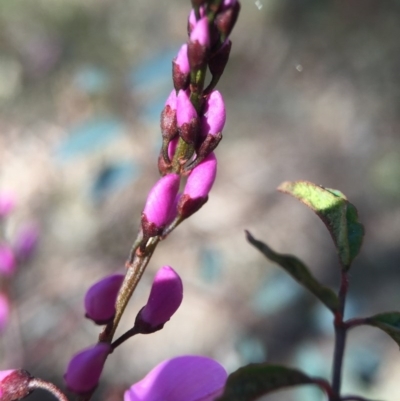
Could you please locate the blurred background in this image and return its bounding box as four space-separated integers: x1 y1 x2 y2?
1 0 400 400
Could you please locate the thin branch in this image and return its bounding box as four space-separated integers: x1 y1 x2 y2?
28 378 69 401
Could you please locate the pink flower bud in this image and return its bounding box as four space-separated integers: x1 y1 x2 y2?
173 44 190 91
161 90 178 140
124 356 227 401
188 7 206 35
0 192 15 218
208 39 231 78
190 17 210 48
0 369 32 401
13 223 39 262
177 90 199 145
0 244 16 277
64 343 111 395
201 90 226 137
84 274 124 325
137 266 183 330
176 90 197 127
0 293 10 333
142 174 180 237
178 153 217 219
188 17 211 71
216 0 241 40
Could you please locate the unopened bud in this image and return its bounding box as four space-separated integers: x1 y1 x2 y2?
64 343 111 395
216 0 241 41
209 39 232 77
201 90 226 137
161 90 178 141
136 266 183 332
172 44 190 91
178 153 217 218
142 174 180 238
177 90 199 145
187 7 206 35
0 244 16 277
188 17 210 71
84 274 124 325
0 369 32 401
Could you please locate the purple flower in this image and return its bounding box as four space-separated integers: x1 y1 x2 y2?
201 90 226 137
124 355 227 401
176 90 197 127
64 343 111 395
178 153 217 219
0 244 16 277
142 174 180 237
176 90 199 145
173 44 190 91
84 274 124 325
13 223 39 262
0 293 10 333
0 192 15 218
188 7 206 34
190 17 210 48
137 265 183 330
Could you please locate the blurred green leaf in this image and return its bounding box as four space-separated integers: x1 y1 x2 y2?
278 181 364 270
365 312 400 347
246 231 339 312
216 364 325 401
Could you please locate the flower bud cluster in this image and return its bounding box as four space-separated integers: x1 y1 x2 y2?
63 2 240 397
145 0 240 242
0 191 39 333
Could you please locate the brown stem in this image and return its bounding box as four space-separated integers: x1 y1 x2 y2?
28 378 69 401
99 237 160 343
111 326 140 350
331 270 349 398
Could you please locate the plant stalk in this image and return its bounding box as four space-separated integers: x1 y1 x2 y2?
331 270 349 398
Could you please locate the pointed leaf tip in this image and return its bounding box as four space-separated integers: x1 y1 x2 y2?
246 231 339 313
365 312 400 347
277 180 364 270
216 364 328 401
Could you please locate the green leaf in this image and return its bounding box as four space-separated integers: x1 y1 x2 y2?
216 364 325 401
365 312 400 347
246 231 339 312
278 181 364 270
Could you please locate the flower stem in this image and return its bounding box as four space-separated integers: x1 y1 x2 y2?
28 378 69 401
331 270 349 398
99 237 159 343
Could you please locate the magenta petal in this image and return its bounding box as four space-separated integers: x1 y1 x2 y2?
165 89 177 109
201 91 226 137
0 192 15 217
124 355 227 401
0 245 16 277
143 174 180 228
0 293 10 332
175 44 190 74
176 90 197 127
84 274 124 324
64 343 111 395
184 153 217 199
0 370 15 383
190 17 210 48
139 266 183 327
